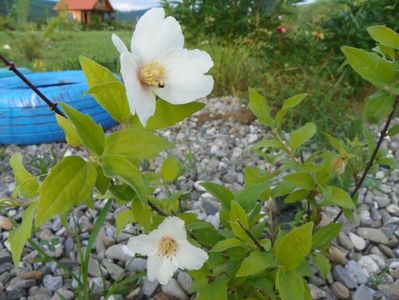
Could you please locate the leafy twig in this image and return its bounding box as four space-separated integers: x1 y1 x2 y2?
333 96 399 222
237 220 266 252
0 54 66 118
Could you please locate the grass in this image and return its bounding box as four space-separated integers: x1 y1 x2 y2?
0 29 365 139
0 30 131 71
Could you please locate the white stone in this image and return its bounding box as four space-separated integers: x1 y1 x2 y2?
358 256 381 276
161 278 188 300
348 232 366 251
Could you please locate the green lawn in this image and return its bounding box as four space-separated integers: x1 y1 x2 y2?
0 31 131 72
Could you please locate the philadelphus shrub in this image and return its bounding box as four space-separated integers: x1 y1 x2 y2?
5 6 399 299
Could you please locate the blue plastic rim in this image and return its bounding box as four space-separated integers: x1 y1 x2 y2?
0 70 117 145
0 67 32 79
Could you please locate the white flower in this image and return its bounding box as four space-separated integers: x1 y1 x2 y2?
123 216 208 285
2 44 11 50
112 8 214 126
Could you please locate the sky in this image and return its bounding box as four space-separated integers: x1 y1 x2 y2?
109 0 160 11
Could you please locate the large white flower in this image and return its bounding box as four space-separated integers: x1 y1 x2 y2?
123 216 208 285
112 8 214 126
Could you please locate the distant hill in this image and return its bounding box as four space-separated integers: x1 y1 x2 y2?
0 0 147 22
0 0 56 21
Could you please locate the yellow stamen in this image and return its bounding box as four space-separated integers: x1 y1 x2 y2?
138 62 165 88
158 237 178 257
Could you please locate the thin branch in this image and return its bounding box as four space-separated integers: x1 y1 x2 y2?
237 220 266 252
0 54 66 118
148 199 168 216
333 96 399 222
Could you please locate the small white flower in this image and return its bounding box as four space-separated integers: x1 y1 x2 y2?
112 8 214 126
123 216 208 285
2 44 11 50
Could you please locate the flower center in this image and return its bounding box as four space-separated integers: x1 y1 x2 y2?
158 237 178 257
138 62 165 88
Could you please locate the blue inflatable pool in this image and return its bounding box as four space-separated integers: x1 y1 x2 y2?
0 70 117 145
0 67 31 79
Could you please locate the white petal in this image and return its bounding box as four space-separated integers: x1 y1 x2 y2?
158 217 187 240
147 254 178 285
131 8 184 62
162 48 213 74
112 33 128 54
120 52 156 126
135 88 156 127
125 230 161 256
155 49 214 104
175 240 208 270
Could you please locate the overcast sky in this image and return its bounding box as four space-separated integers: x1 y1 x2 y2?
109 0 160 11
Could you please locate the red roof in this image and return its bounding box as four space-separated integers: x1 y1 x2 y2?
55 0 114 12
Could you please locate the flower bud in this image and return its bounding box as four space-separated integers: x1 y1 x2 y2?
332 156 346 175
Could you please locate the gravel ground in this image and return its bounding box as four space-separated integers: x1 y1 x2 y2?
0 97 398 300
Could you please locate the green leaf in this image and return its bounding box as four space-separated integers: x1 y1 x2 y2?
83 199 111 278
86 82 131 123
276 269 305 300
198 279 228 300
201 182 234 228
116 209 135 235
101 154 147 205
323 133 348 155
313 252 331 279
95 165 110 195
9 202 37 266
80 56 131 123
229 201 249 241
59 103 105 156
109 184 137 201
251 138 283 150
388 124 399 137
284 173 314 190
312 223 342 249
236 251 276 277
56 115 81 147
363 125 376 153
367 25 399 50
200 182 234 208
364 90 395 124
248 88 274 127
9 153 39 198
341 46 397 87
284 189 309 204
234 182 269 212
161 156 180 182
274 222 313 270
289 122 317 152
104 128 173 160
323 186 355 209
36 157 97 226
131 197 152 232
275 93 308 127
146 100 205 130
211 238 243 252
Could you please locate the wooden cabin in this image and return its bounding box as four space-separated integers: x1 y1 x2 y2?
54 0 114 25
